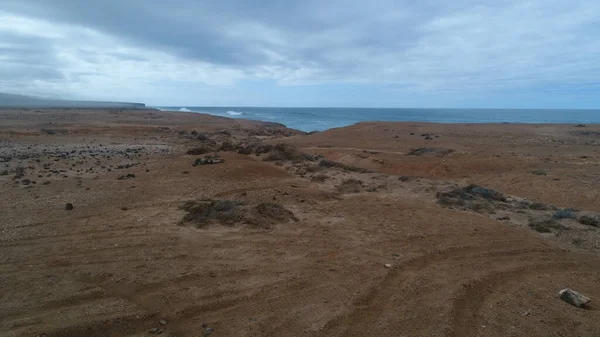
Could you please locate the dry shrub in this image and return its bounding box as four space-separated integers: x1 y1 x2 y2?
180 199 297 229
186 146 213 155
337 179 364 193
407 148 454 156
528 218 569 233
311 174 329 182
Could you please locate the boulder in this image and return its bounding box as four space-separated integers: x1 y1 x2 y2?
559 288 591 308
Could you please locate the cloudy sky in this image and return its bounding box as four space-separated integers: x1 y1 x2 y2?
1 0 599 108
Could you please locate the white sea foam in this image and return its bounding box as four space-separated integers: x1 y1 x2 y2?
179 107 191 112
226 110 243 116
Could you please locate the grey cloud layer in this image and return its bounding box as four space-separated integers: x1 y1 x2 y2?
1 0 599 100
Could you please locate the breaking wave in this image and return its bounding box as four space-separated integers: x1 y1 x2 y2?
226 110 243 116
179 107 191 112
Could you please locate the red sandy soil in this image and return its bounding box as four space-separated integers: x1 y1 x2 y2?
1 109 600 337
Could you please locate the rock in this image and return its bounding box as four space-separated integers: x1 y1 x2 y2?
159 319 167 325
65 203 74 210
384 263 392 268
117 173 136 180
203 327 214 336
42 181 51 185
559 288 591 308
578 215 599 227
148 327 163 334
21 179 31 185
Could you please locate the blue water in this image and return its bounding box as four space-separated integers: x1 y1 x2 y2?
157 107 600 132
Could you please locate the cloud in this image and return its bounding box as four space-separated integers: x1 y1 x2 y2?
0 0 599 106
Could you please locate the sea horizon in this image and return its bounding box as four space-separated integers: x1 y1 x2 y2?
156 106 600 132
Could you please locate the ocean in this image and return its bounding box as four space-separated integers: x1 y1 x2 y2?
157 107 600 132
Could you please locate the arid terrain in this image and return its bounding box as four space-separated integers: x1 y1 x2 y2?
1 108 600 337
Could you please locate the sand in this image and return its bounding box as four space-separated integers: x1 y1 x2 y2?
1 108 600 337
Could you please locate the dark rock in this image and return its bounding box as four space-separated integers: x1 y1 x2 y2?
65 203 74 210
578 215 599 227
117 173 136 180
21 179 31 185
553 208 576 219
559 288 591 308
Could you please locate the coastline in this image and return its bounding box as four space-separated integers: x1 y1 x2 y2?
154 106 600 132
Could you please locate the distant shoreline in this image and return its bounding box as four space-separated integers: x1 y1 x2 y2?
154 106 600 132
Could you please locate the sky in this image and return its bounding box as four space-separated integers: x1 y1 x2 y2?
0 0 599 108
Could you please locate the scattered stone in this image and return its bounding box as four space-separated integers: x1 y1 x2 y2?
42 181 51 185
384 263 392 268
193 155 225 166
65 203 74 210
148 327 163 334
117 173 136 180
21 179 31 185
121 207 129 211
159 319 167 325
203 327 214 336
559 288 591 308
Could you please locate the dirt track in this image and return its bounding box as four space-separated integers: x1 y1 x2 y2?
1 109 600 337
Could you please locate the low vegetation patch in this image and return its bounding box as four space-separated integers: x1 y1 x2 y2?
263 144 311 162
337 179 365 193
186 146 213 155
436 184 506 213
528 218 569 233
179 199 297 229
318 159 371 173
406 148 454 156
311 174 329 182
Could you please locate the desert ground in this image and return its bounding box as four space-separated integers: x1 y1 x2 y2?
1 108 600 337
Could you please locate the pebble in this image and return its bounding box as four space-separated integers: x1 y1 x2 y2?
159 319 167 325
384 263 392 268
65 203 74 210
203 327 214 336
